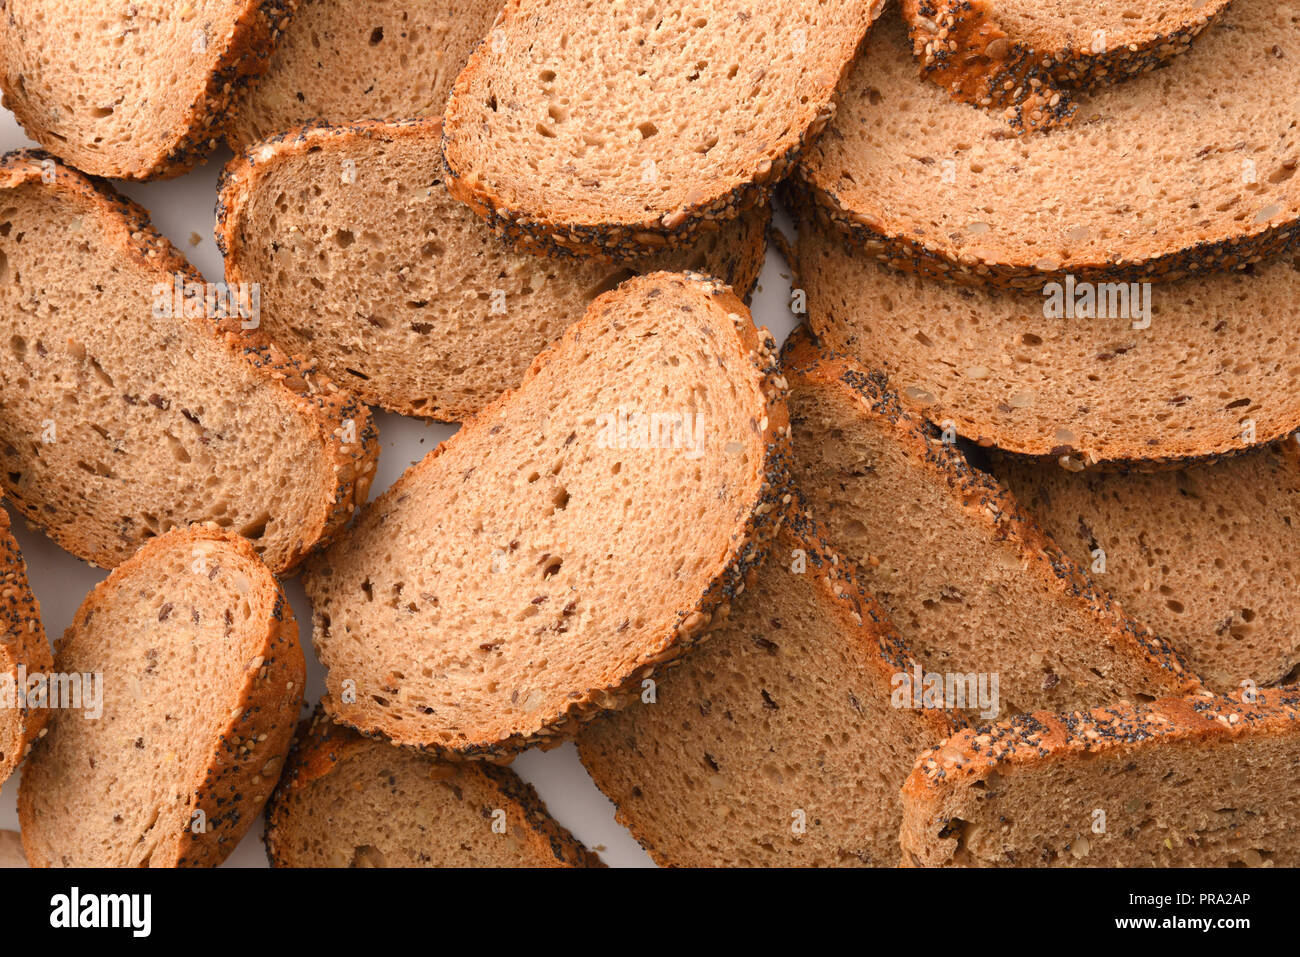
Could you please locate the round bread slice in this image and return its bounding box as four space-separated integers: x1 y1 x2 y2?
218 119 770 420
226 0 502 151
442 0 882 261
0 151 377 573
0 0 297 180
304 272 792 760
791 204 1300 469
0 506 53 790
795 1 1300 288
266 709 601 867
578 513 957 867
18 525 304 868
902 0 1230 133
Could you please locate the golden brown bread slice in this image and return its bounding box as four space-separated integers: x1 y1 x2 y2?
0 506 52 790
18 525 304 868
0 0 298 180
217 118 769 420
0 151 377 573
266 709 602 868
304 272 792 760
579 512 957 867
902 688 1300 866
782 328 1200 717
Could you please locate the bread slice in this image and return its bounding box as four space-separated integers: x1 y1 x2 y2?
441 0 881 261
305 272 791 760
18 525 304 867
902 0 1230 133
782 329 1200 717
902 687 1300 866
266 708 601 867
992 439 1300 693
0 830 25 868
217 119 770 420
226 0 501 151
0 151 377 573
578 512 957 867
0 1 297 180
795 1 1300 288
0 505 53 789
790 204 1300 469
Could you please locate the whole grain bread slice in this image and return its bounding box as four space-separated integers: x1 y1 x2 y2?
992 438 1300 693
441 0 882 261
305 272 791 760
0 1 298 180
18 525 304 867
218 119 769 420
226 0 501 151
0 505 53 790
902 0 1231 133
795 0 1300 288
578 511 957 867
791 205 1300 469
783 328 1200 717
0 151 377 573
902 687 1300 866
266 708 602 867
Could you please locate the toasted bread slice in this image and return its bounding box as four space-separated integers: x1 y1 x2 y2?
903 688 1300 866
442 0 881 260
218 119 770 420
993 438 1300 692
227 0 501 151
18 526 304 868
305 272 791 760
795 1 1300 288
782 329 1200 716
0 1 297 180
0 506 52 790
903 0 1231 133
579 513 957 867
0 152 376 573
790 204 1300 469
266 709 602 867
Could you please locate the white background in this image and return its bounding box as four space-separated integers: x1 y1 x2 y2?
0 106 801 867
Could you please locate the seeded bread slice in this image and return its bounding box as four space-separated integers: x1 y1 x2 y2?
783 329 1200 717
305 272 791 760
790 205 1300 469
217 119 769 420
902 687 1300 866
993 439 1300 693
903 0 1231 134
0 1 298 181
0 151 377 573
441 0 882 261
227 0 501 151
578 512 957 867
18 525 304 868
0 506 52 790
795 1 1300 288
266 708 602 867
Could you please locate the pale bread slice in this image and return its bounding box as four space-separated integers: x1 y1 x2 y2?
0 506 53 790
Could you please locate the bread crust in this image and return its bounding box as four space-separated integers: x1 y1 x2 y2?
0 506 52 789
0 150 377 573
17 525 305 868
0 0 299 181
266 708 603 867
901 687 1300 866
308 272 793 761
440 0 883 262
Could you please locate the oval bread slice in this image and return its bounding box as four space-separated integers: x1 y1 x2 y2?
0 505 53 790
305 272 792 759
18 525 305 868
